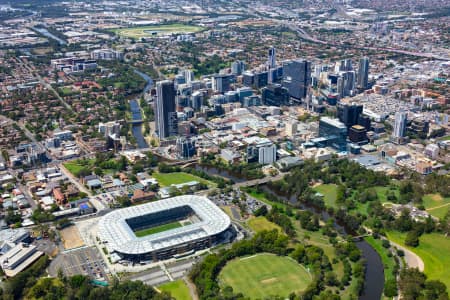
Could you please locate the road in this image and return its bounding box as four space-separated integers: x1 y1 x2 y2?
261 13 449 61
17 57 74 113
0 115 37 144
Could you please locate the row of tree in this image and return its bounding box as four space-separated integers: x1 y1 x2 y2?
0 255 173 300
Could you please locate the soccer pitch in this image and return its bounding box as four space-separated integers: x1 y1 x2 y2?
134 221 182 237
113 24 203 39
219 253 312 298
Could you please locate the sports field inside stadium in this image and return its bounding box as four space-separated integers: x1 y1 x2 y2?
112 24 203 39
134 221 183 237
219 253 312 298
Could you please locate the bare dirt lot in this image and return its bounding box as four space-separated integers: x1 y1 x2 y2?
60 225 84 250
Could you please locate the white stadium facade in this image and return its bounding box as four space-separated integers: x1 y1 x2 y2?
98 195 234 262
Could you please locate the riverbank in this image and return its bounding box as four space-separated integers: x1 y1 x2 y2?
129 69 153 149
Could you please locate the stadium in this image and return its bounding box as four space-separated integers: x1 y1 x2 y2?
97 195 234 262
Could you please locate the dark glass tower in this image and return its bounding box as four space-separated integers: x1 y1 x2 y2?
156 80 177 138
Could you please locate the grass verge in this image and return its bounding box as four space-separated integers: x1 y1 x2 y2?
158 280 191 300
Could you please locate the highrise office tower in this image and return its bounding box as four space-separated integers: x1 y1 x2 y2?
212 74 234 93
337 71 356 98
318 117 348 151
176 137 196 158
190 91 203 111
344 59 353 71
335 59 353 73
393 111 408 138
231 60 245 75
357 57 370 90
337 103 363 128
268 66 283 84
156 80 177 138
182 69 195 83
268 47 276 68
261 84 290 106
282 59 311 100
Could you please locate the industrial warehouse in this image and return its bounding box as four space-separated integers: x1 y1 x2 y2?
97 195 234 262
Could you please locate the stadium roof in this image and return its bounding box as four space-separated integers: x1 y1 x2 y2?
97 195 231 256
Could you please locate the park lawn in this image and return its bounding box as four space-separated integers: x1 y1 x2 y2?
374 186 399 203
63 159 117 177
152 172 214 187
364 236 396 283
134 221 182 237
114 82 126 89
63 161 88 176
386 231 450 291
59 86 75 96
219 253 312 299
158 280 191 300
113 24 203 39
313 184 338 209
423 194 450 219
247 216 282 233
245 188 288 210
353 186 399 215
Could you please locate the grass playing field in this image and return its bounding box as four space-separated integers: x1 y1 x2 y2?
158 280 191 300
386 231 450 291
219 253 312 299
152 172 213 187
247 216 282 233
113 24 203 39
134 221 182 237
423 194 450 219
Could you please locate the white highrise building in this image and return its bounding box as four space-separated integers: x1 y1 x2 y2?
393 111 407 138
258 144 277 164
182 70 195 83
286 120 298 137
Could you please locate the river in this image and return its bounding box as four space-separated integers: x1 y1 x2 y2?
129 70 154 149
194 164 385 300
33 27 67 45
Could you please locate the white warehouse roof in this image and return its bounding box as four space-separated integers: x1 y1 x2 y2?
97 195 231 256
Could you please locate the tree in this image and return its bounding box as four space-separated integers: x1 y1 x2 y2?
115 195 131 208
405 231 420 247
424 280 449 300
397 268 448 300
384 279 398 297
93 167 104 176
254 205 268 216
5 208 22 225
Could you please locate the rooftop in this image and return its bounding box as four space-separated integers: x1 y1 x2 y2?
97 195 231 256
